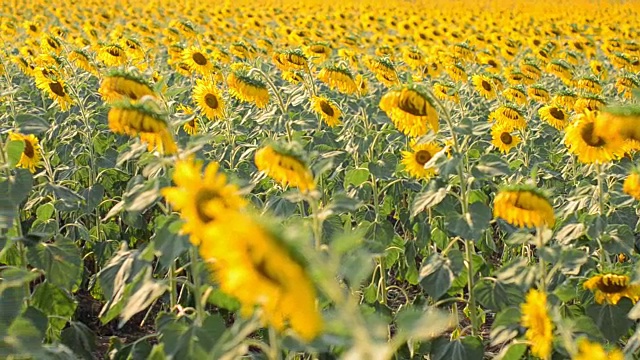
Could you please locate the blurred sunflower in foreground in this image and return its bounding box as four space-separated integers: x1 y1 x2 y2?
8 131 42 173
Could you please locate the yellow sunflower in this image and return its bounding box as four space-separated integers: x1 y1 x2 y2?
502 86 528 106
227 70 270 108
35 77 73 111
282 71 304 84
193 79 225 121
592 106 640 144
401 141 442 180
488 105 527 130
98 70 156 103
317 66 357 95
521 289 553 360
310 96 341 127
97 43 127 67
552 90 578 109
574 95 606 114
563 110 625 164
584 273 640 305
254 144 315 192
432 82 460 103
573 338 624 360
182 46 213 75
304 42 331 62
379 86 439 138
538 105 569 130
201 211 322 341
527 85 550 103
445 63 467 83
623 172 640 200
576 76 602 94
40 35 62 55
471 74 497 100
491 123 521 154
8 132 42 173
493 185 555 228
272 49 309 71
68 50 97 75
161 157 247 246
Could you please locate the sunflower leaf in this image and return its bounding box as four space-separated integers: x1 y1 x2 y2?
15 114 49 135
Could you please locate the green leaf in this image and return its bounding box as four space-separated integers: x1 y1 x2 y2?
153 216 189 269
555 223 585 245
6 140 25 168
60 321 96 360
494 343 527 360
430 336 484 360
419 253 454 299
207 289 240 311
27 236 82 290
15 114 50 135
490 307 521 346
365 220 394 253
410 185 447 218
586 299 634 342
45 184 83 212
10 169 33 206
601 224 634 254
31 282 77 339
36 203 55 221
474 279 525 312
471 154 510 179
344 168 370 188
368 153 397 180
0 268 38 330
119 275 167 327
394 307 454 342
81 184 105 213
448 202 491 241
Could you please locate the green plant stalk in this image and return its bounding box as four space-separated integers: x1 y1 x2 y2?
537 226 547 290
595 162 608 267
378 256 387 305
249 68 291 142
308 195 323 250
190 246 205 325
168 259 177 310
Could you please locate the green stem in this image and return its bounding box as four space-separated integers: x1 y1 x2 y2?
537 227 547 290
378 256 387 305
308 196 323 250
595 163 608 267
169 259 177 310
190 246 205 325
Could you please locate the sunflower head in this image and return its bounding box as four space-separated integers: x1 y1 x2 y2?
310 96 342 127
401 141 442 180
254 142 315 192
491 123 521 154
564 109 626 164
584 273 640 305
493 184 555 228
8 132 42 173
520 289 553 360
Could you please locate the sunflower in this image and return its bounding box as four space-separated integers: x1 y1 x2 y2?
108 100 177 155
193 79 225 121
379 86 439 138
99 70 156 103
8 132 42 173
521 289 553 360
576 76 602 94
68 50 97 75
538 106 569 130
11 55 34 76
615 74 639 99
304 42 331 62
401 141 442 180
282 71 305 84
122 37 145 61
623 171 640 200
356 74 368 96
520 62 542 80
563 110 625 164
35 77 73 111
183 119 199 135
227 70 270 108
365 56 398 87
272 49 309 72
491 123 521 154
317 65 357 95
552 90 578 109
471 74 497 100
402 47 424 70
488 105 527 130
573 338 624 360
310 96 341 127
590 60 608 80
254 144 315 192
584 273 640 305
40 35 62 55
445 63 467 83
182 46 213 75
546 60 573 82
527 85 550 103
502 86 527 106
98 43 127 67
200 211 322 341
432 82 460 103
230 42 253 60
592 106 640 144
161 157 247 246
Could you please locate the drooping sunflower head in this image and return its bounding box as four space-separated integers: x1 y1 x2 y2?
527 84 550 103
445 63 467 83
623 168 640 201
40 35 62 55
489 104 527 130
68 50 97 75
584 273 640 305
592 105 640 144
193 79 225 121
471 74 497 100
8 132 43 173
520 289 553 360
538 105 569 130
491 122 521 154
304 42 331 61
317 65 357 95
98 43 127 67
493 184 555 228
99 70 156 103
161 156 247 245
310 96 342 128
379 85 439 137
576 75 603 94
281 70 305 84
401 141 442 180
552 89 578 109
564 109 625 164
432 81 460 103
502 86 528 106
573 338 624 360
574 94 606 114
226 70 270 108
254 142 315 192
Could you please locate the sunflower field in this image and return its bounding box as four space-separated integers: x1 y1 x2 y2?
2 0 640 359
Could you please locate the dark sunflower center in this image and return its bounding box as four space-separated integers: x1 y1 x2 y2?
47 38 58 49
574 42 583 50
29 25 37 32
549 107 564 120
188 120 196 127
398 93 428 116
487 59 497 67
580 122 606 147
319 101 334 116
204 93 219 109
194 189 219 223
500 132 513 145
481 80 492 91
49 81 65 97
596 65 602 72
533 39 541 46
408 52 421 60
192 52 207 65
415 150 432 165
23 139 35 158
596 277 628 293
107 48 121 57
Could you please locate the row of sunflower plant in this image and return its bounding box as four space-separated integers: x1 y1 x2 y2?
1 0 640 359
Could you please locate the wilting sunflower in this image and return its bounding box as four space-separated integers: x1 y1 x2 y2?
98 43 127 67
8 132 42 173
527 85 550 103
584 273 640 305
68 50 97 75
538 105 569 130
11 55 34 76
546 59 573 82
108 99 177 155
564 110 625 164
310 96 341 127
488 105 527 130
445 63 467 83
576 76 602 94
365 56 398 87
201 211 322 341
432 82 460 103
573 338 624 360
161 157 247 245
590 60 608 80
272 49 309 71
35 76 73 111
402 47 424 70
471 74 497 100
615 74 639 99
255 143 315 192
491 123 521 154
379 85 439 138
183 46 213 75
520 61 542 81
40 35 62 55
282 71 305 84
401 141 442 180
503 86 528 106
99 70 156 103
552 90 578 109
521 289 553 360
227 70 269 108
574 95 606 114
623 171 640 200
193 79 225 121
304 42 331 62
317 65 357 95
493 185 555 228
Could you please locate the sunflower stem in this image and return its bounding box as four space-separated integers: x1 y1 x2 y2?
268 326 281 360
595 162 608 267
168 259 177 311
190 246 205 326
537 226 547 290
378 256 387 305
304 63 317 97
308 195 323 250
